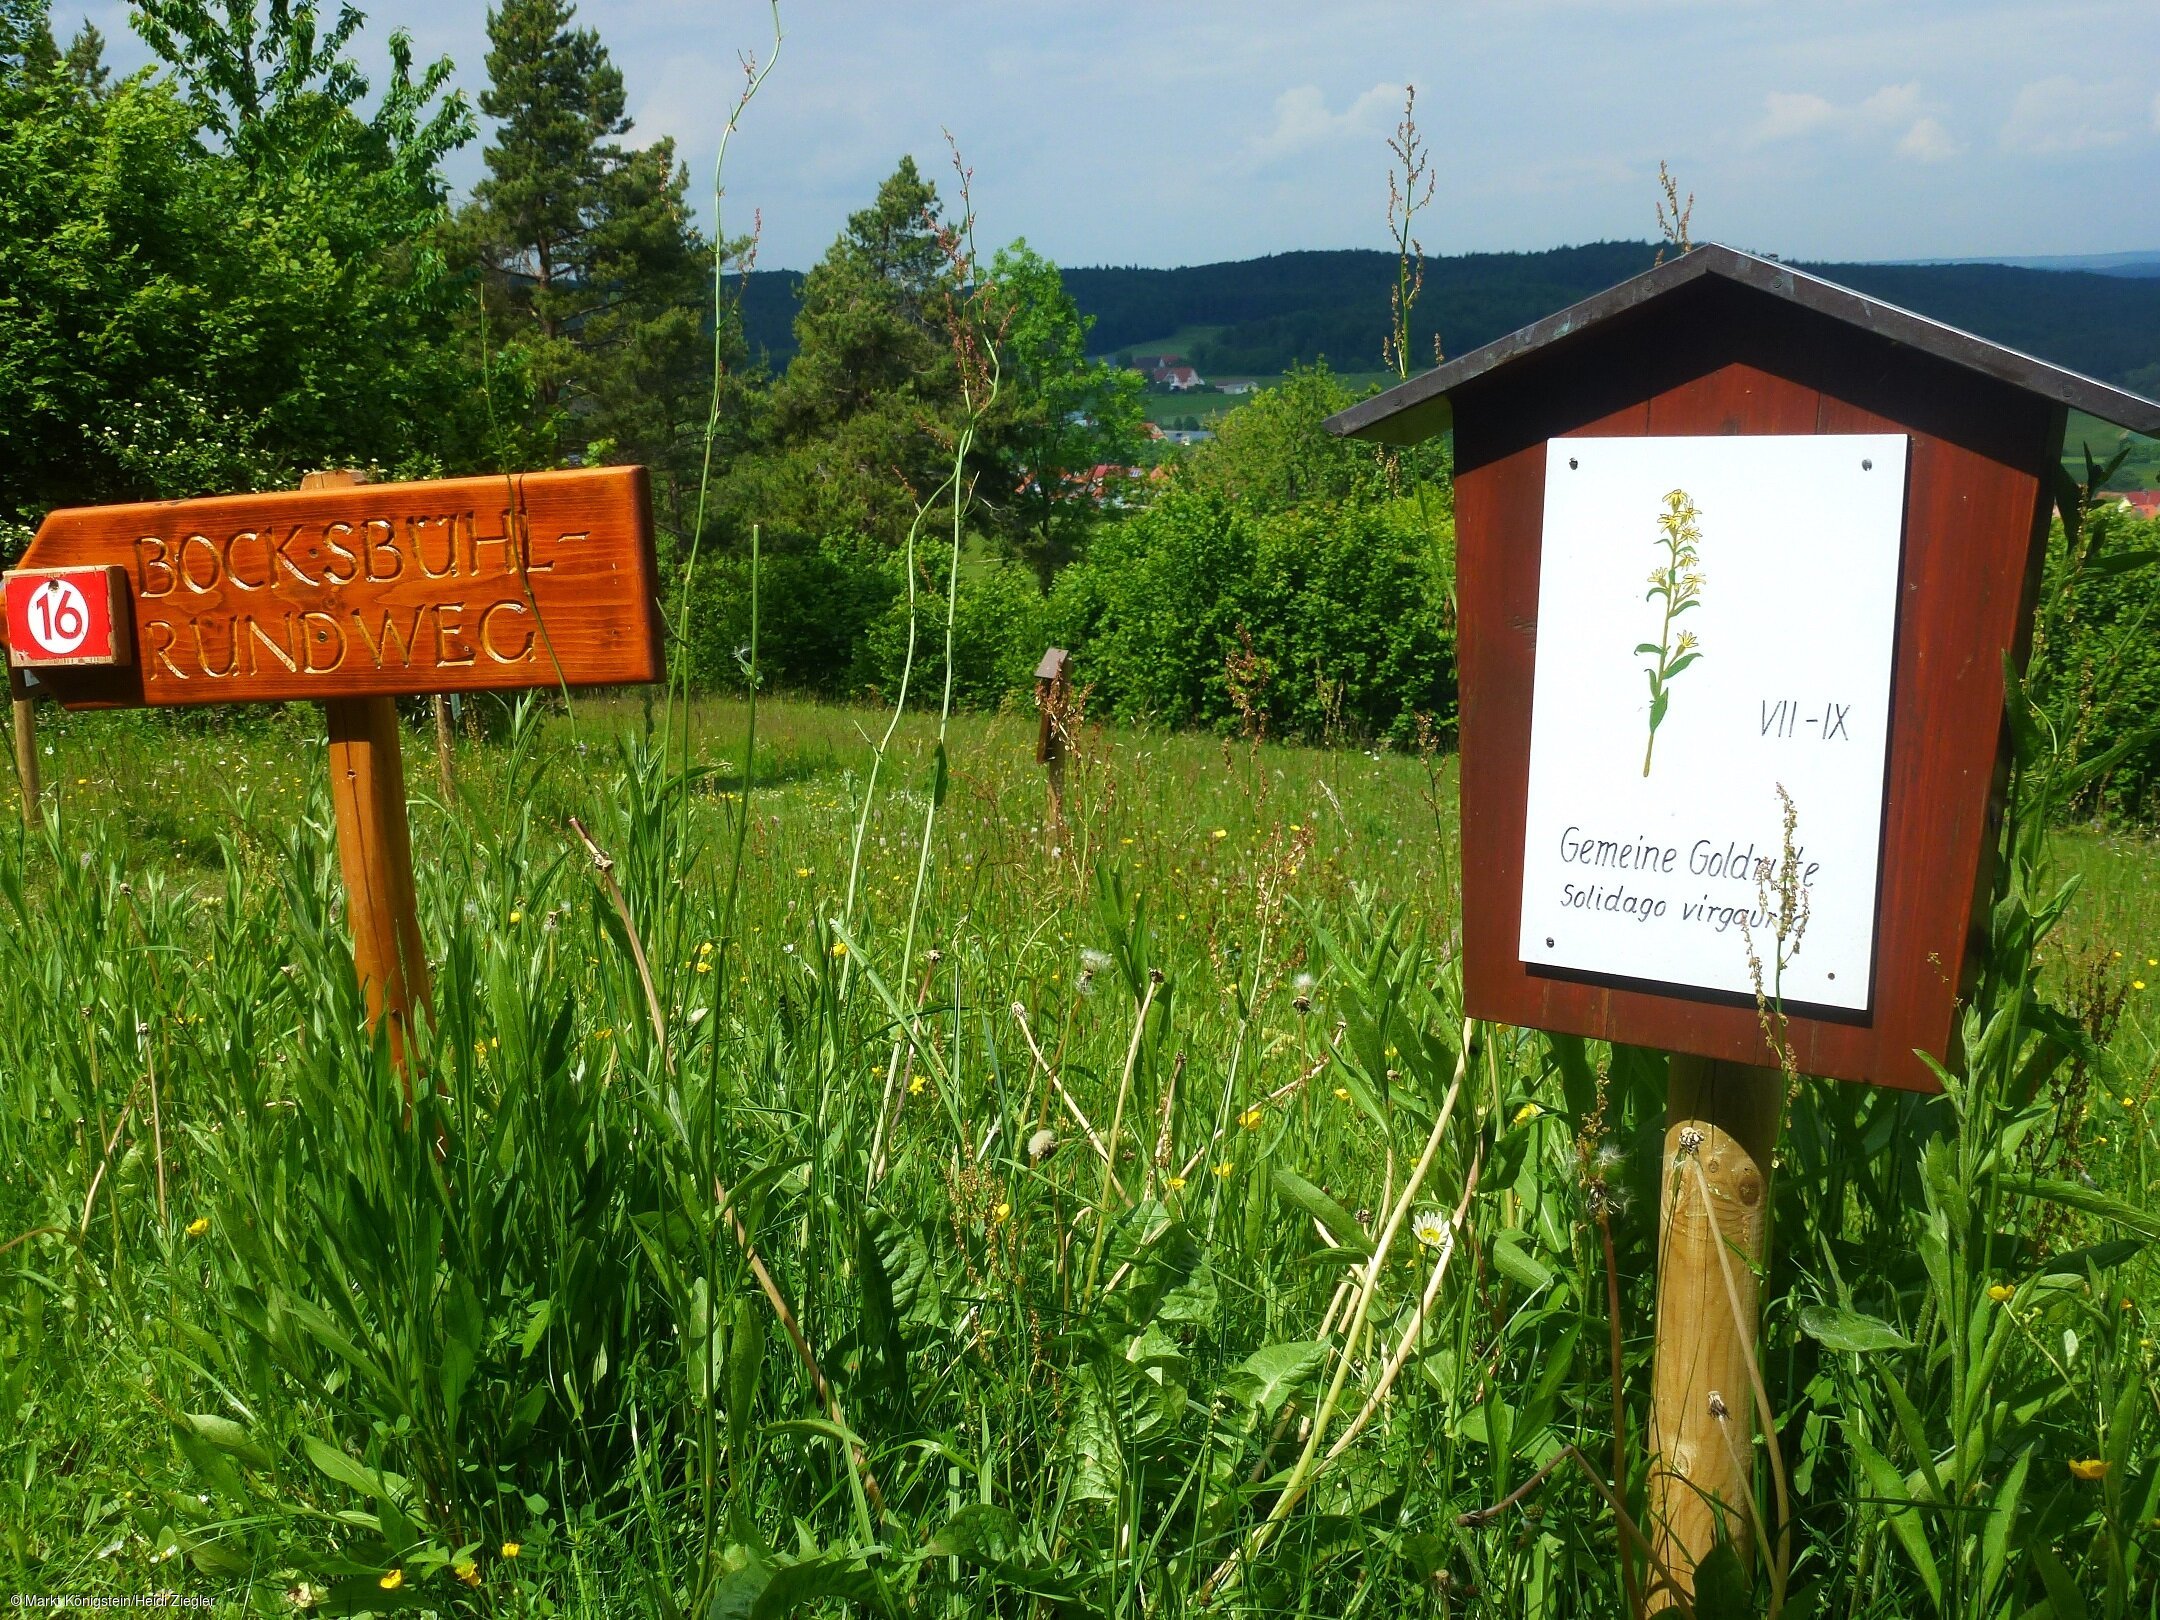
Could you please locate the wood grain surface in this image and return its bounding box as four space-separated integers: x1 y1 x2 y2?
10 467 662 708
1451 277 2061 1091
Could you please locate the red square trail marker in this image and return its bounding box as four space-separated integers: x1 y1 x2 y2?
2 466 662 1069
6 565 130 668
1327 245 2160 1608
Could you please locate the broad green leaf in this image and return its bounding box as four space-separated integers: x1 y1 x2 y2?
303 1436 388 1503
923 1502 1022 1565
749 1550 883 1619
1796 1305 1912 1354
1997 1175 2160 1244
2028 1539 2091 1620
1691 1541 1750 1612
1222 1340 1328 1420
1491 1230 1556 1293
1270 1167 1372 1256
180 1413 271 1471
1979 1444 2031 1605
1851 1429 1941 1607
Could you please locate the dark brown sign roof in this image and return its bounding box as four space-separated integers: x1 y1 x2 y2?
1327 242 2160 443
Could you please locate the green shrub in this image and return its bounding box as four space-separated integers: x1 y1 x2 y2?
853 558 1053 711
679 538 899 695
1050 486 1454 742
2029 503 2160 822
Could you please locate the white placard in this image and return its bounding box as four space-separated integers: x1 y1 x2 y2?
1517 434 1908 1011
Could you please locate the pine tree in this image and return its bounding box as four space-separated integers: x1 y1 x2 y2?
60 20 109 96
462 0 712 526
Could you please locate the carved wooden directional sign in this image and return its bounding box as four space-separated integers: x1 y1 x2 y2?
6 467 661 706
1 465 665 1078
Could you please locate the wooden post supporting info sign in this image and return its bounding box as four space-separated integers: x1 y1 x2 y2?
4 466 662 1067
1325 246 2160 1605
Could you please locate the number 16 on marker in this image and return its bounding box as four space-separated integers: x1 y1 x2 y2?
4 565 132 668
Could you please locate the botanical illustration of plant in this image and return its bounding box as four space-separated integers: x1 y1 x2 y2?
1637 487 1705 776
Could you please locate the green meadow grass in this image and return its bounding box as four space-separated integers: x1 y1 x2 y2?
1 693 2154 1617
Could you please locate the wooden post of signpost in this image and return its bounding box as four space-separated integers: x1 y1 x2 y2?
300 471 432 1068
1647 1055 1783 1605
1035 647 1070 850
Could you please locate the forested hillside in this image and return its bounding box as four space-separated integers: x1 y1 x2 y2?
740 243 2160 391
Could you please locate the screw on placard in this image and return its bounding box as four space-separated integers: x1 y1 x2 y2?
1862 458 1873 470
1568 457 1579 470
1545 937 1555 948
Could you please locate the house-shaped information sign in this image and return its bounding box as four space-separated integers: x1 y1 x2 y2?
1328 245 2160 1092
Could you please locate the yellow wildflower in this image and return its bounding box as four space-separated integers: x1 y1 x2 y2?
379 1569 404 1591
185 1216 210 1238
2137 980 2148 992
2068 1458 2110 1481
1512 1101 1543 1126
1987 1283 2015 1303
830 942 848 959
908 1074 927 1096
695 960 712 974
454 1560 480 1587
993 1202 1011 1224
1239 1106 1264 1130
795 867 812 878
698 940 713 956
1165 1175 1187 1191
502 1541 522 1559
1211 828 1227 840
1333 1086 1351 1101
508 910 523 925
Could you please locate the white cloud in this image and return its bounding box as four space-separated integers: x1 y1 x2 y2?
1248 82 1405 162
1999 75 2131 154
1896 116 1962 163
1752 83 1921 143
1751 84 1957 164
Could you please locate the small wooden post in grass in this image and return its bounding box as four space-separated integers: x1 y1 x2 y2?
1035 646 1071 848
4 463 663 1076
1648 1055 1783 1605
9 675 38 825
432 694 457 800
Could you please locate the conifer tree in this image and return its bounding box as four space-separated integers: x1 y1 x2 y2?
462 0 712 528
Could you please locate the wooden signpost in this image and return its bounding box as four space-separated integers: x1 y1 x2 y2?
5 466 662 1062
1327 245 2160 1607
1036 646 1072 846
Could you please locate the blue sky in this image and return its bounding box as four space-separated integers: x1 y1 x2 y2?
66 0 2160 271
